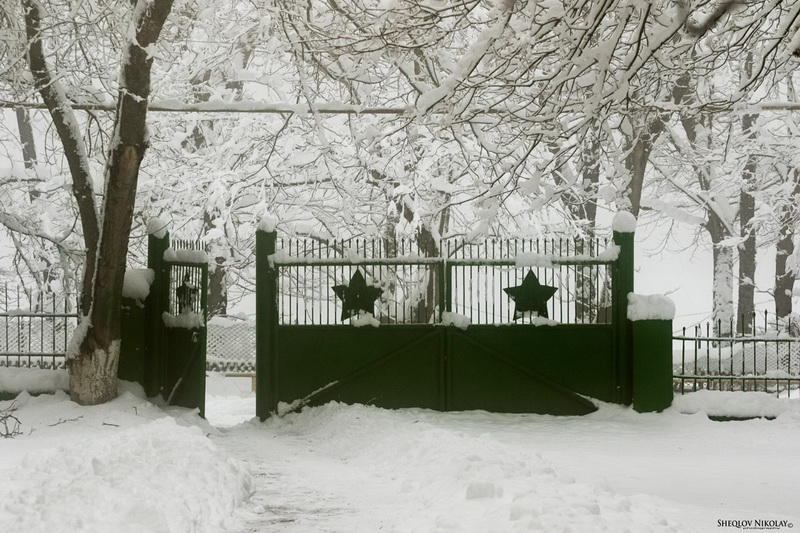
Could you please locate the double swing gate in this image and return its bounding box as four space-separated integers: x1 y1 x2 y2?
255 228 650 419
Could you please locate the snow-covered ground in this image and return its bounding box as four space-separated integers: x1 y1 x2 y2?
2 371 799 532
205 376 800 533
0 380 252 533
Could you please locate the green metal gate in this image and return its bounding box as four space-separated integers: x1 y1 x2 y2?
119 231 208 415
256 228 639 419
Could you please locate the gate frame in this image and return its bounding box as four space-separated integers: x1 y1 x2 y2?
256 228 636 420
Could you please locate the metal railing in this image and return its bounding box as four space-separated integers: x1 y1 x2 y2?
0 283 79 369
673 312 800 398
273 236 614 325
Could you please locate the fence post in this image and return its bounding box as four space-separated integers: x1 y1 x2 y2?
612 223 634 405
437 260 449 322
146 229 169 397
256 229 279 420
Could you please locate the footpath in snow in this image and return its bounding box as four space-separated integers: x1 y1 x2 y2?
207 376 800 533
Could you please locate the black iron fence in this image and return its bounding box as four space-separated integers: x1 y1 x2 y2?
274 236 614 326
0 283 79 369
673 312 800 398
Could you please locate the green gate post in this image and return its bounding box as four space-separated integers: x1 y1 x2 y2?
146 229 169 397
632 319 673 412
118 297 147 386
611 228 634 405
256 229 279 420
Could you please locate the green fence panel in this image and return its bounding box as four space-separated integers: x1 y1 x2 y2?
276 325 443 411
455 324 615 403
633 320 673 412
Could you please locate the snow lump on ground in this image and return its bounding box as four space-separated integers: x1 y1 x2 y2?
0 384 251 533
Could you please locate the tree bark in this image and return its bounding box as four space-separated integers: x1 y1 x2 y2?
70 0 175 404
775 169 800 319
623 113 666 217
737 56 758 333
736 151 757 332
22 1 99 315
14 108 37 171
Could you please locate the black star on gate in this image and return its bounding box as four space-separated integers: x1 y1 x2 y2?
503 270 558 320
332 270 383 321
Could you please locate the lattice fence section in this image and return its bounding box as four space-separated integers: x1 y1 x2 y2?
0 285 78 369
206 319 256 372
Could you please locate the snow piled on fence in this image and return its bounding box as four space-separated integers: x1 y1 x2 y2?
122 268 154 301
163 247 208 264
627 293 675 321
162 311 205 329
440 311 471 329
672 390 800 419
0 385 251 533
612 211 637 233
146 217 168 238
350 312 380 327
0 367 68 394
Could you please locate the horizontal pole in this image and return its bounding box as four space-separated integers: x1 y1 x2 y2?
673 335 797 342
0 100 415 115
0 312 79 318
674 374 800 381
5 100 800 115
272 257 614 267
164 261 210 268
0 352 66 357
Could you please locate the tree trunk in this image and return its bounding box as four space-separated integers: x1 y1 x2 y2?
69 0 175 404
15 108 37 171
23 1 99 315
736 161 757 333
736 58 757 333
775 169 800 319
708 209 735 336
623 114 665 217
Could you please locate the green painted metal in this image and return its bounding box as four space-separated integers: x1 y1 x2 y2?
267 325 597 416
611 230 634 405
255 230 278 419
118 232 208 415
146 231 169 397
163 327 206 416
254 227 654 418
632 319 673 412
118 297 147 385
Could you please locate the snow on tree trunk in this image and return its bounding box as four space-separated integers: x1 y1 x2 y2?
712 244 735 336
775 170 800 319
68 0 175 405
72 0 175 405
736 59 757 334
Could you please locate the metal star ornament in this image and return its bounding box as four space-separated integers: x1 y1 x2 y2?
503 271 558 320
332 270 383 321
